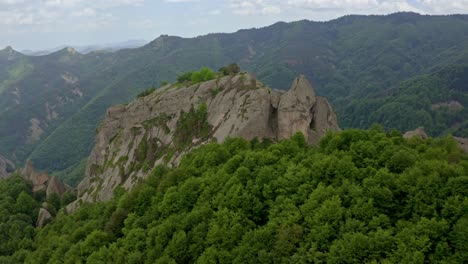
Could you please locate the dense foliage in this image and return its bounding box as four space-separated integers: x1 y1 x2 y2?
0 175 76 263
177 67 217 85
173 102 211 149
0 175 40 263
5 128 467 263
219 63 241 76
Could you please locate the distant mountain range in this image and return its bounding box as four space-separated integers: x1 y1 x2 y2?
20 39 148 56
0 12 467 184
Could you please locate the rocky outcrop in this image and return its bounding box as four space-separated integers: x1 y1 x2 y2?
20 160 71 197
403 127 428 140
403 128 468 154
0 155 14 179
454 137 468 154
18 161 73 227
69 73 340 210
47 176 68 198
36 208 53 228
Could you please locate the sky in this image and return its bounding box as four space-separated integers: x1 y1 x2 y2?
1 0 468 50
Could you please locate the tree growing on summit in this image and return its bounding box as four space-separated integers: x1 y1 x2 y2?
219 63 240 76
191 67 216 83
177 67 216 84
177 72 193 83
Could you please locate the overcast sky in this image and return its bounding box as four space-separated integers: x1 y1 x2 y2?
1 0 468 50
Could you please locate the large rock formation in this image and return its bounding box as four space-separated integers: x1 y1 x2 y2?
70 73 340 209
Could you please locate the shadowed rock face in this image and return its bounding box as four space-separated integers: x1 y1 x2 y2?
69 73 340 210
0 156 14 179
36 208 53 228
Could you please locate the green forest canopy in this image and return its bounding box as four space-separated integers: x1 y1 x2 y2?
1 127 467 263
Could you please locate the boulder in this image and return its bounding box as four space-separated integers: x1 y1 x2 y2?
46 176 68 198
403 127 428 139
36 208 53 228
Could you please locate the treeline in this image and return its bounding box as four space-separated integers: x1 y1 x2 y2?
1 127 468 263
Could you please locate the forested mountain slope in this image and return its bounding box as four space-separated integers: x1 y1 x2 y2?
1 12 467 182
339 64 468 137
1 129 467 263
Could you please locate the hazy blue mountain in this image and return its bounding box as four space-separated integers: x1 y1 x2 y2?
20 39 148 56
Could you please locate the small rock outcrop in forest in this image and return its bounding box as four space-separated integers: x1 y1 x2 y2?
403 127 428 139
454 137 468 154
36 208 53 228
404 128 468 154
70 73 340 209
0 155 14 179
20 160 71 198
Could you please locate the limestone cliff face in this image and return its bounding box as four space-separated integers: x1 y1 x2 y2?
71 73 340 208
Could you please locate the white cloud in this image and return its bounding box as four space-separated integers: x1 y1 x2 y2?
72 7 96 17
229 0 281 15
0 0 25 4
209 9 221 15
110 0 145 6
262 5 281 15
418 0 468 14
128 19 157 29
0 0 148 27
377 1 425 13
283 0 432 17
287 0 379 10
44 0 82 7
164 0 197 2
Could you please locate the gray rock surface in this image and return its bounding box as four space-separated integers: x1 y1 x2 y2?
36 208 53 228
68 73 340 211
47 176 68 198
19 160 71 196
403 128 468 154
0 155 14 179
403 127 429 139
